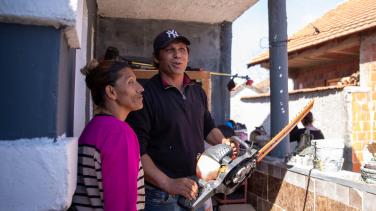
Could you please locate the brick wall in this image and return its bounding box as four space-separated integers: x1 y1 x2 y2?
354 32 376 171
351 91 371 171
247 160 376 211
289 32 376 172
290 60 359 89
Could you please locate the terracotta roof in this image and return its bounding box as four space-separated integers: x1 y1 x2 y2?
248 0 376 67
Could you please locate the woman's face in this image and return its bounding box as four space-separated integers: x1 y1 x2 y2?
112 67 144 112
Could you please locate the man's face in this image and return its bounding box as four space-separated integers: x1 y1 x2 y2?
156 42 189 76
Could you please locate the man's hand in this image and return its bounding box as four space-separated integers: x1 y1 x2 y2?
222 137 240 159
165 177 199 200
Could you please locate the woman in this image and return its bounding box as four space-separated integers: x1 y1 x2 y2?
301 111 325 140
290 111 324 142
71 59 145 211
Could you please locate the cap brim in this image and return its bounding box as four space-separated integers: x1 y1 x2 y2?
159 36 190 50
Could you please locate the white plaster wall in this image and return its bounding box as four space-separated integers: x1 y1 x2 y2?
289 92 347 139
231 89 347 140
0 138 78 211
231 89 269 132
231 95 271 132
73 1 88 136
0 0 83 48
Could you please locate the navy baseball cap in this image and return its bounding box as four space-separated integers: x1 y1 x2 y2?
153 29 190 53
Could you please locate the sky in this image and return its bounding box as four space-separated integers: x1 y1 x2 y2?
231 0 346 84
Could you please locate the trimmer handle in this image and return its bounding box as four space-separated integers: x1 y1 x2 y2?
230 136 249 149
203 144 232 163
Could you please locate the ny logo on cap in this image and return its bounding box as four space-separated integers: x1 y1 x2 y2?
166 30 179 38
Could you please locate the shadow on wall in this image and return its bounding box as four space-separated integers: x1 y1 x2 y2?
343 145 354 171
260 113 271 136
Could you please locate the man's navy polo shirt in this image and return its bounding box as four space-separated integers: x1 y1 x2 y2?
127 73 215 178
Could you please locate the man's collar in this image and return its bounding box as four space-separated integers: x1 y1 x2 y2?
160 73 193 89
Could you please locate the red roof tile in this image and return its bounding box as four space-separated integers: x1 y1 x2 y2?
248 0 376 67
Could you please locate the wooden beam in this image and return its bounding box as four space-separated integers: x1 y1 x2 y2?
328 48 358 56
303 56 334 61
256 35 361 70
289 35 359 59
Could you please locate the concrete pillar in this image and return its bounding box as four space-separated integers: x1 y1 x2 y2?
268 0 290 158
218 21 232 123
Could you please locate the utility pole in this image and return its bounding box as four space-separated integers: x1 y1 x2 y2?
268 0 290 158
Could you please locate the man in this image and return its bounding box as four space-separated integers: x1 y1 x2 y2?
127 29 238 210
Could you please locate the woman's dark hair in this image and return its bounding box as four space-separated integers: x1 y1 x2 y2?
81 59 131 108
302 112 313 126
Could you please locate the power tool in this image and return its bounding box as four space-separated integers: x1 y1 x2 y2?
179 100 314 209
